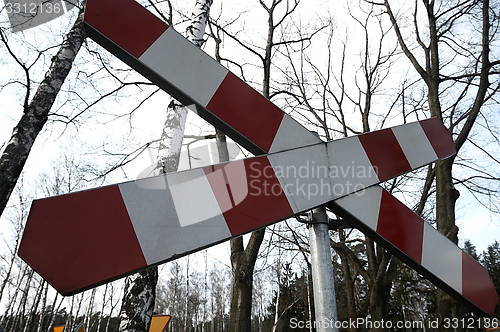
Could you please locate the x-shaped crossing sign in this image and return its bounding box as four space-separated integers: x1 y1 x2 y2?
18 0 497 317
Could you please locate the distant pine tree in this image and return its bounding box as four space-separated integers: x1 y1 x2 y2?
482 241 500 318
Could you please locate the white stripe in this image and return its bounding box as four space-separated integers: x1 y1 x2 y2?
269 114 321 153
120 173 232 265
168 168 223 227
334 186 382 231
391 122 438 169
326 136 379 199
421 222 462 293
139 28 228 107
268 144 330 213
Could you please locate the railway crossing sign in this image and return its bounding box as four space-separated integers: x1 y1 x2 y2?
18 0 497 318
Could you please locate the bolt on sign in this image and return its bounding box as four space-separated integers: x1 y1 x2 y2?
18 0 497 317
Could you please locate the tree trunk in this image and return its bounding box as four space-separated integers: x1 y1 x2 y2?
382 0 497 327
435 158 461 328
118 1 213 330
0 2 86 218
210 0 306 327
338 230 357 331
228 231 265 332
183 256 190 332
36 282 48 332
118 269 158 331
271 233 282 332
211 6 269 325
85 287 96 331
215 127 261 332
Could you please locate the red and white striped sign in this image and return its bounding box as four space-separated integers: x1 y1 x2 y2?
329 186 498 317
18 0 497 317
20 119 454 295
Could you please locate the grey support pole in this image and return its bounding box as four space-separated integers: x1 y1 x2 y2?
309 206 338 332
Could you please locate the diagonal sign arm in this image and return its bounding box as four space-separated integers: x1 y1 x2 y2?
19 120 451 296
83 0 320 156
328 186 498 317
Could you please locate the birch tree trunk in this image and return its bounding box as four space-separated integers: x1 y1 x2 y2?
271 227 282 332
85 288 96 331
183 256 190 332
0 3 86 218
36 282 48 332
118 1 213 331
202 251 208 332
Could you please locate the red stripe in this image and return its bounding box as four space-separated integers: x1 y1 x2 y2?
462 252 498 316
84 0 168 59
18 185 147 295
205 73 284 153
358 128 411 181
376 190 424 263
419 118 456 159
204 157 294 236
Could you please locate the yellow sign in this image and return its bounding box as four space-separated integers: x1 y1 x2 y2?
54 322 83 332
149 315 171 332
54 316 170 332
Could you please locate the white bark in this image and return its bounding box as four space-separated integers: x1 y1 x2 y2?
154 101 188 175
119 1 213 331
202 251 208 332
0 3 86 218
119 273 157 330
155 0 213 175
271 226 282 332
36 282 48 332
85 288 96 331
183 256 190 332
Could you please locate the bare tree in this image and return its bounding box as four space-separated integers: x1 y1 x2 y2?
207 1 327 330
376 0 500 326
280 3 403 327
0 2 86 218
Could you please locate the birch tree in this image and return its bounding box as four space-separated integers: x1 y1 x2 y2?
118 1 214 331
0 3 86 218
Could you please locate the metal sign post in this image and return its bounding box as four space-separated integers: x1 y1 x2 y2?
309 206 338 332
